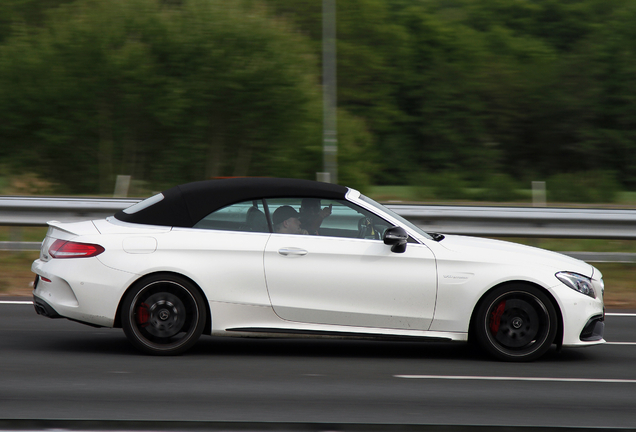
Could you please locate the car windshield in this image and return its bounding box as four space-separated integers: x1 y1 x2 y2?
359 194 433 240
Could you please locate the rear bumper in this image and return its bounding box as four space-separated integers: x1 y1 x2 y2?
32 292 62 319
31 258 133 328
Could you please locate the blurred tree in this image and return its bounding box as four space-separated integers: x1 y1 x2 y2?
3 0 636 196
576 1 636 186
262 0 636 191
0 0 373 193
264 0 409 183
0 0 75 42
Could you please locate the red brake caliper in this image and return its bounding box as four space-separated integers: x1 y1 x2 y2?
489 301 506 334
136 302 150 327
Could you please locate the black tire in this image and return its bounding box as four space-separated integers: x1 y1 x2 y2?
474 284 558 362
121 274 206 355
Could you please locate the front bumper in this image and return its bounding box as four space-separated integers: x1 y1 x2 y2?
580 314 605 342
557 280 605 347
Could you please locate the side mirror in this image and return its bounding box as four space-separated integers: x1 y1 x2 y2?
383 226 408 253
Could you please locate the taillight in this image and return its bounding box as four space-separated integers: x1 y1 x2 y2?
49 239 105 258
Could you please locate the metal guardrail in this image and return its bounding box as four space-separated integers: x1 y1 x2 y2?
3 196 636 239
0 196 137 226
388 204 636 239
2 197 636 262
0 241 42 251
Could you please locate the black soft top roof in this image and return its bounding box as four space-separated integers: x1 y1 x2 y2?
114 177 349 227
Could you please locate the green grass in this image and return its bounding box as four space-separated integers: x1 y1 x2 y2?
498 238 636 253
0 251 39 296
0 227 46 296
367 185 636 207
618 191 636 205
592 263 636 308
0 176 9 192
0 227 48 242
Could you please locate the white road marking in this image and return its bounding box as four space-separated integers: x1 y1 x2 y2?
395 375 636 383
0 300 33 305
606 342 636 345
606 313 636 317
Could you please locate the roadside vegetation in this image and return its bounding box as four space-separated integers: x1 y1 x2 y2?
2 0 636 196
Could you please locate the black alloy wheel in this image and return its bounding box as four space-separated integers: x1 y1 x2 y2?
122 274 206 355
474 284 558 361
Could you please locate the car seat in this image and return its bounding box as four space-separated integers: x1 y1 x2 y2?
245 206 268 232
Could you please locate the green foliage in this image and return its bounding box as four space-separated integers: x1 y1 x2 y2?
0 0 373 193
411 173 437 202
0 0 76 42
332 110 376 193
547 171 622 203
265 0 636 194
475 173 522 202
2 0 636 200
412 171 523 202
430 171 468 200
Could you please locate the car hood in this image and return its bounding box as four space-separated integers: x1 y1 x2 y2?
436 234 594 277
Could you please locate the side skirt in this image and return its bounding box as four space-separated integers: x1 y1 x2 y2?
226 327 453 342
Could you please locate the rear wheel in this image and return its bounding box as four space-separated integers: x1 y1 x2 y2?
474 285 557 361
122 275 206 355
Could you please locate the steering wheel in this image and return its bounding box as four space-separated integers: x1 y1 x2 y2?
357 216 380 239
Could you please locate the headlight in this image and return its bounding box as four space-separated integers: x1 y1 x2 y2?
556 272 595 298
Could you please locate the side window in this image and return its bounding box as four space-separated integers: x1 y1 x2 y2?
264 198 390 240
193 200 269 233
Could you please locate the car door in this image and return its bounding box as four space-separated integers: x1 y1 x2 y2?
168 199 272 306
263 198 437 330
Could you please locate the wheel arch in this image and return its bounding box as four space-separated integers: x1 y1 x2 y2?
114 271 212 336
468 280 563 348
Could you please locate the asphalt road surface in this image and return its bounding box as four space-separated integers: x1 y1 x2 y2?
2 299 636 430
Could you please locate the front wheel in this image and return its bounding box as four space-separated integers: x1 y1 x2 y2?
122 275 206 355
474 285 558 361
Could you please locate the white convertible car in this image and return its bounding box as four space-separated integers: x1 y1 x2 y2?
31 178 605 361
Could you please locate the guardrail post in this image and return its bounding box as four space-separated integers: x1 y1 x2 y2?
532 181 547 207
9 227 22 253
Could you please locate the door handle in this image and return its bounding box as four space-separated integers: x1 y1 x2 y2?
278 248 308 256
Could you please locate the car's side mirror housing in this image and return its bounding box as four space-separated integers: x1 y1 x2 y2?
383 226 408 253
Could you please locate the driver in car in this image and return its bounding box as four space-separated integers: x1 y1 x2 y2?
299 198 332 235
